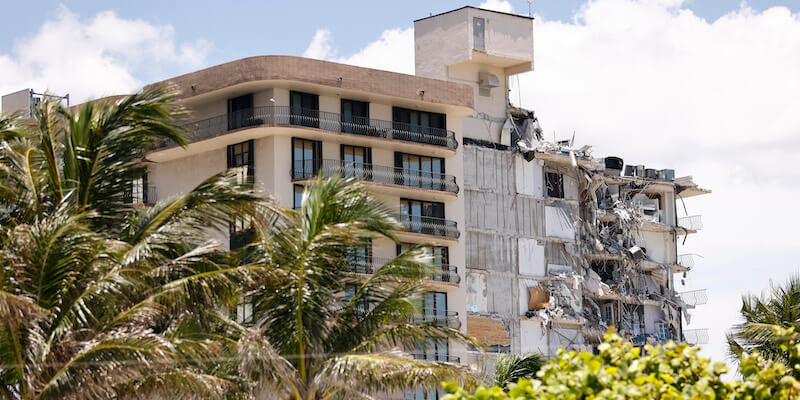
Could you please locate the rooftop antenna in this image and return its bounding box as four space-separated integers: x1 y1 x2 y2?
528 0 533 17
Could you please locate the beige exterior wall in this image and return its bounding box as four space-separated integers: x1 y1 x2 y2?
145 66 473 364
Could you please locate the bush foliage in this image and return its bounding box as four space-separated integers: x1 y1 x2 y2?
443 328 800 400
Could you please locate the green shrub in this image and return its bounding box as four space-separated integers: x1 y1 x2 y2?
443 328 800 400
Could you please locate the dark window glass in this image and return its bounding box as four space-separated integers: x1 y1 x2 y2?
395 152 444 190
341 145 371 179
293 185 304 210
392 107 447 141
347 242 373 274
124 173 149 204
227 140 254 184
400 199 445 236
397 243 449 267
341 99 369 134
228 94 254 130
292 138 321 179
473 17 486 51
290 91 319 128
235 295 254 325
545 171 564 198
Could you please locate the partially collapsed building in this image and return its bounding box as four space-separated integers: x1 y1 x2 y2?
2 5 710 398
413 7 710 362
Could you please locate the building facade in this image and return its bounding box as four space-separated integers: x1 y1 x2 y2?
1 5 710 397
413 7 710 368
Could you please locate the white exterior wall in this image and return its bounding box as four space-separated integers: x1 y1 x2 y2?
544 206 575 239
518 238 545 277
515 158 543 196
636 230 675 264
520 319 549 354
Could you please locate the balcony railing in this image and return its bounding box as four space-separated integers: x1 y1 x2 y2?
678 215 703 231
347 256 460 284
410 353 461 364
399 214 460 239
677 254 695 269
291 159 459 194
123 185 157 205
413 309 461 330
679 289 708 306
683 328 709 345
159 106 458 150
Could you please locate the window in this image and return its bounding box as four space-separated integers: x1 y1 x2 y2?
227 140 254 184
292 138 322 179
341 145 372 179
344 284 370 315
341 99 369 134
397 243 449 269
348 242 373 274
545 171 564 198
473 17 485 51
395 152 444 190
293 185 304 210
228 94 254 130
290 91 319 128
236 295 254 325
400 199 445 236
407 291 450 400
124 173 149 204
392 107 446 140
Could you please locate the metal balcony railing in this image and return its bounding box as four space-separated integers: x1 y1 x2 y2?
410 353 461 364
123 185 157 205
291 159 459 194
677 254 696 269
348 256 461 284
399 214 460 239
683 328 709 345
678 215 703 231
679 289 708 306
159 106 458 150
413 309 461 329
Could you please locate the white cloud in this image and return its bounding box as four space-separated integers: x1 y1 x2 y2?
303 29 335 59
478 0 515 13
302 28 414 74
306 0 800 367
0 6 210 105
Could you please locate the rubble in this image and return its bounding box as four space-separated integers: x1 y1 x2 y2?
464 105 710 355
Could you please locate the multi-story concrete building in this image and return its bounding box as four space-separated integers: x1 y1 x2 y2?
2 5 710 396
412 7 710 365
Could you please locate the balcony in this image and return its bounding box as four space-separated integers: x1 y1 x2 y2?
291 159 459 194
410 353 460 364
413 309 461 330
677 254 696 269
678 215 703 231
678 289 708 307
123 185 157 205
159 106 458 150
683 328 709 345
348 256 460 284
399 214 460 240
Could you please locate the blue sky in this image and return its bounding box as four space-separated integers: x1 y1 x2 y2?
1 0 797 74
2 0 800 370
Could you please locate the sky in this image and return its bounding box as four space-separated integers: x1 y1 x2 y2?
2 0 800 367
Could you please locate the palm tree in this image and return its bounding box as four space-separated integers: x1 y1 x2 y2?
0 90 267 399
727 275 800 365
235 175 480 399
492 353 545 390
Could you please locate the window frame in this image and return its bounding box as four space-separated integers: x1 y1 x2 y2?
545 170 564 198
290 91 320 128
291 137 322 179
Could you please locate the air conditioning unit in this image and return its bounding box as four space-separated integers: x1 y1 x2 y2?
478 72 500 88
